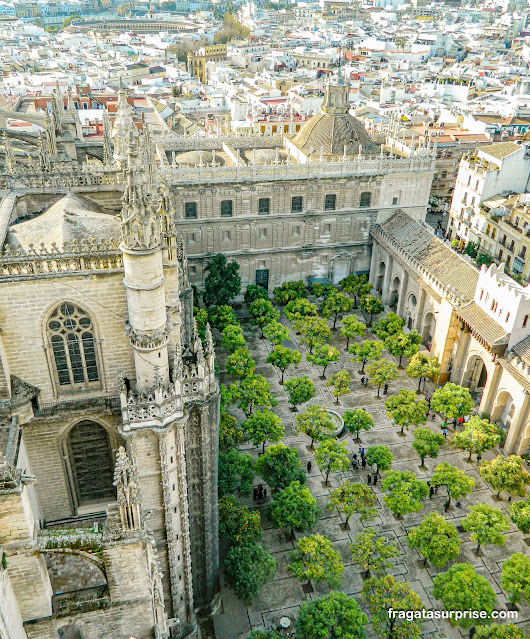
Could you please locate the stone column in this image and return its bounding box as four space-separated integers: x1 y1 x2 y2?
480 360 502 416
397 270 409 317
505 391 530 454
381 255 394 305
415 288 427 333
450 325 471 384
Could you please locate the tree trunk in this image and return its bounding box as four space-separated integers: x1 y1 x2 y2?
361 359 367 373
333 316 338 330
421 457 425 466
377 385 381 397
322 365 327 377
398 355 403 367
262 440 266 455
418 378 422 392
335 395 340 404
468 451 473 461
310 438 314 449
346 337 350 349
400 426 404 435
280 370 285 383
368 313 373 327
475 541 481 555
325 470 330 484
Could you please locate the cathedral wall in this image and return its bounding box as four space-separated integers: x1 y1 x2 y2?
0 560 27 639
127 429 175 616
23 410 122 522
0 273 134 403
170 170 431 290
24 601 156 639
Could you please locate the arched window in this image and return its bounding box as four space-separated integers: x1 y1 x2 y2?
68 421 115 506
360 191 371 208
47 303 99 389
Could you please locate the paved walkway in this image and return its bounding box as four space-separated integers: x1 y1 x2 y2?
212 307 530 639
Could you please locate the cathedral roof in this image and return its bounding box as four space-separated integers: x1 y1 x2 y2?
378 210 479 302
289 78 372 156
290 111 372 156
6 194 120 251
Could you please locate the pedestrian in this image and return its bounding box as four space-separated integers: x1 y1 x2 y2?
358 446 362 455
458 417 464 427
364 377 368 387
257 483 263 498
383 383 389 395
361 448 365 457
477 454 482 464
360 377 365 385
435 485 439 494
352 458 359 470
253 487 258 502
442 427 447 438
263 488 267 500
307 461 312 473
429 486 435 499
373 474 378 486
431 413 436 422
453 418 457 429
367 474 372 485
427 396 431 406
361 457 367 470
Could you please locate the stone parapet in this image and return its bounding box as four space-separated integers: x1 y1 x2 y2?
160 154 434 186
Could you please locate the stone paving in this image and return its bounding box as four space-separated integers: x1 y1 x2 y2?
212 306 530 639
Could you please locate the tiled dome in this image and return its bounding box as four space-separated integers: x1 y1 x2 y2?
291 111 371 156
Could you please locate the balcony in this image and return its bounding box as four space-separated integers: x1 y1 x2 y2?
505 220 523 234
34 396 120 417
52 585 110 617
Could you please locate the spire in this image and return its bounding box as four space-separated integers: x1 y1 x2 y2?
177 234 189 289
3 132 14 174
205 322 214 357
113 86 139 167
113 447 141 532
67 87 76 113
120 169 161 251
45 112 58 157
51 82 63 133
102 110 113 165
37 131 51 172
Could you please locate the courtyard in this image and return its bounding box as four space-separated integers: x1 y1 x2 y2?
212 290 530 639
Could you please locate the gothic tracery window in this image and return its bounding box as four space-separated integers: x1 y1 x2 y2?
48 303 100 389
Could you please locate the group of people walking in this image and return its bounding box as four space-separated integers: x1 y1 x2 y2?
351 446 379 485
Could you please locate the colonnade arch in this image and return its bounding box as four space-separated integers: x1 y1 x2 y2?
389 276 400 309
421 311 435 347
375 261 386 294
461 354 488 398
491 390 516 432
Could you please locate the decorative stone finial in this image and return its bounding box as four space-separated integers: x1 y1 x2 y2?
113 447 141 532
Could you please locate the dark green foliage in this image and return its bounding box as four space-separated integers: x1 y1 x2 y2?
208 305 238 331
244 284 269 305
224 542 276 603
218 449 254 497
255 442 306 492
295 591 367 639
203 253 241 307
273 280 306 305
219 495 262 545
